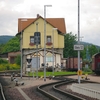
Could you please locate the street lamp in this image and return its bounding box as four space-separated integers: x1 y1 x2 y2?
20 18 27 79
44 5 52 81
78 0 81 83
36 22 39 79
52 28 57 74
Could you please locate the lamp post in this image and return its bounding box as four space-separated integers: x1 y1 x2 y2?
20 18 27 79
78 0 80 83
52 28 57 74
36 22 39 79
44 5 52 81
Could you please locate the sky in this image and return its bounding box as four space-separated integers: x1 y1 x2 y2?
0 0 100 46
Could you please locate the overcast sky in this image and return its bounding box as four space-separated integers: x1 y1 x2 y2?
0 0 100 46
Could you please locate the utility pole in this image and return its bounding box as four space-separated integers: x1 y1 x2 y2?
78 0 81 84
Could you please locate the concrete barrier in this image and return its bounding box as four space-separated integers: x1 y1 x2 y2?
70 83 100 100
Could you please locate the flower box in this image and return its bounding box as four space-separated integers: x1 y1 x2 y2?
29 43 35 46
46 42 52 46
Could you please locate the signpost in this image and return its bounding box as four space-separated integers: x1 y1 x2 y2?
74 45 84 51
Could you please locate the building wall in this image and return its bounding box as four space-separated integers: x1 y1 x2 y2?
22 18 64 49
8 51 20 64
21 17 64 72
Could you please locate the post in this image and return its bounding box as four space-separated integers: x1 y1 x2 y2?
78 0 80 84
52 28 57 74
44 5 52 81
21 22 23 79
20 18 27 79
36 22 38 79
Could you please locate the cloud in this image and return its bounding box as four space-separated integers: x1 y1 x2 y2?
0 0 100 46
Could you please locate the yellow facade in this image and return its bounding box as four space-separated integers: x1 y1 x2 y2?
22 18 64 49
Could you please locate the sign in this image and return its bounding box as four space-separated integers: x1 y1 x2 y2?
74 45 84 50
77 70 82 76
26 68 31 72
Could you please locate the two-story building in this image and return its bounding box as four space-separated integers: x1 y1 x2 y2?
16 14 66 73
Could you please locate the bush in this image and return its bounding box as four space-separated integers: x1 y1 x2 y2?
0 63 20 71
0 58 8 64
82 67 92 72
0 64 7 71
46 66 53 72
15 55 21 66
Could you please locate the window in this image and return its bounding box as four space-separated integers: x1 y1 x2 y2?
47 36 51 43
46 56 54 62
30 36 34 43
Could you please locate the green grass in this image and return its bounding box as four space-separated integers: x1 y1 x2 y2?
27 71 93 77
27 71 77 77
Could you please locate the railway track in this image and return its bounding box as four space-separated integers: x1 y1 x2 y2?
38 78 85 100
0 71 99 100
0 83 6 100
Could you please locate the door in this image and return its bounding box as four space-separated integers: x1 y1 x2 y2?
32 57 40 70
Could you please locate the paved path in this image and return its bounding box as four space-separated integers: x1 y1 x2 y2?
15 77 57 100
17 87 31 100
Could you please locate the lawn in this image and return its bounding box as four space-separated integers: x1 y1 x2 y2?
27 71 76 77
27 71 93 77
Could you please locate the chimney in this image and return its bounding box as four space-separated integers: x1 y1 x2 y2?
37 14 39 18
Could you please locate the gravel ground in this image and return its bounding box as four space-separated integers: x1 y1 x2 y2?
0 75 100 100
0 76 55 100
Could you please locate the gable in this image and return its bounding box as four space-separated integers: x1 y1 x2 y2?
17 15 66 35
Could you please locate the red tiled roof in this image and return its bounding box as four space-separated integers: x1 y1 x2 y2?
18 15 66 35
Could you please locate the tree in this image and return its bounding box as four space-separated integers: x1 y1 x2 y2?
63 32 77 58
15 55 21 65
81 44 99 61
0 44 5 54
88 44 98 58
1 36 20 54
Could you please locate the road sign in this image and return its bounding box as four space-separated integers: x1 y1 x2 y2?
77 70 82 76
74 45 84 50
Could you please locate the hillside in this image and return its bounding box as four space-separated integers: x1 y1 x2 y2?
0 35 14 44
80 41 100 48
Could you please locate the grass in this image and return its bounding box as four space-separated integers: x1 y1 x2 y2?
27 71 77 77
27 71 93 77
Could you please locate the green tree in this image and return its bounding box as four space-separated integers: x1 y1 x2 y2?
0 44 5 54
63 32 77 58
15 55 21 65
0 58 8 64
1 36 20 54
88 45 98 58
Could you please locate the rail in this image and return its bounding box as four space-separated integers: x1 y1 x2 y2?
53 80 85 100
0 83 6 100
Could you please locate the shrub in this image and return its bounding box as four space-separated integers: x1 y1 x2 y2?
46 66 53 72
82 67 92 72
15 55 21 66
0 63 20 71
0 58 8 64
0 64 6 71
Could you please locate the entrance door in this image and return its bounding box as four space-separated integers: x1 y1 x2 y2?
32 57 40 70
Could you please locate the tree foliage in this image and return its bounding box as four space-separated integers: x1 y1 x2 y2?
81 44 99 61
1 36 20 54
63 32 77 58
15 55 21 65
